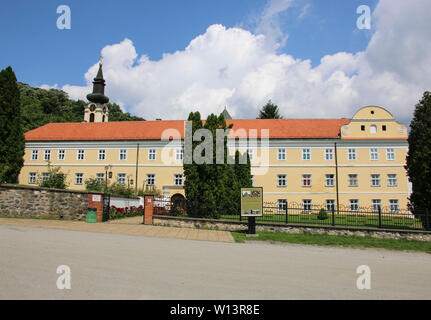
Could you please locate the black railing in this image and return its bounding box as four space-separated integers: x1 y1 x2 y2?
152 199 430 231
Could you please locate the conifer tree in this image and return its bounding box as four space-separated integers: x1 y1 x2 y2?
0 66 25 183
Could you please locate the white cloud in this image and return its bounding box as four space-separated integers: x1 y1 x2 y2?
57 0 431 125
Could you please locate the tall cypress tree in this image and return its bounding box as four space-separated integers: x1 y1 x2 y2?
0 66 25 183
405 91 431 228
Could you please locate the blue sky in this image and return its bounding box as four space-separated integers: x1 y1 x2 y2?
1 0 376 87
0 0 429 124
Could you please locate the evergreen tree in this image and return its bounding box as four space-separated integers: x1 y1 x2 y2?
405 91 431 228
258 100 283 119
233 151 253 214
0 66 25 183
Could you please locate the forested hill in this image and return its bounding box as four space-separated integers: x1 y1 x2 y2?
19 82 145 132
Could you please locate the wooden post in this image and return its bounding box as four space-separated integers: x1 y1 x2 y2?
143 194 155 225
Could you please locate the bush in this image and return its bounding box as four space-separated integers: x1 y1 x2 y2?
85 177 105 192
317 208 328 220
39 165 68 189
109 205 144 220
108 183 135 198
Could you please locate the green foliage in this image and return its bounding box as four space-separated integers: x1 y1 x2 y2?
258 100 283 119
109 205 144 220
38 164 68 189
0 66 25 183
406 91 431 228
183 111 252 218
107 183 135 198
137 186 163 198
18 82 145 133
317 208 329 220
85 177 105 192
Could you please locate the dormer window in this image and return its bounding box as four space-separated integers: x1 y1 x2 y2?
370 125 377 134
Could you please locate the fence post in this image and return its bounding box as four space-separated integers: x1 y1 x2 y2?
378 206 382 228
426 208 430 231
285 205 288 224
143 194 154 225
332 207 335 226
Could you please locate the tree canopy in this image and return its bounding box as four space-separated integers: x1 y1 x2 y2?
258 100 283 119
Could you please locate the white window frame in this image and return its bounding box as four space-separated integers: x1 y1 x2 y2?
326 200 335 212
278 148 286 161
348 148 356 161
119 149 127 161
371 174 381 187
389 199 399 213
246 148 254 161
325 174 335 187
302 174 312 187
386 148 395 161
41 172 50 183
31 150 38 161
348 174 358 187
387 174 397 187
302 148 311 161
58 149 65 161
325 148 334 161
148 149 156 161
77 149 85 161
117 173 126 185
44 150 51 161
278 199 287 213
277 174 287 187
146 174 155 186
96 173 105 184
350 199 359 212
302 199 312 212
28 172 37 184
372 199 382 212
370 148 379 161
98 149 106 161
174 174 183 186
75 173 83 185
175 148 183 161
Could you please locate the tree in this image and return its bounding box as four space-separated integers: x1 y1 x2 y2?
0 66 25 183
405 91 431 228
39 165 68 189
258 100 283 119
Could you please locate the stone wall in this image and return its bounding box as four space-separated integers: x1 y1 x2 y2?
153 216 431 242
0 184 104 221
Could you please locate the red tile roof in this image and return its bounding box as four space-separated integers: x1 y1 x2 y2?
25 119 352 141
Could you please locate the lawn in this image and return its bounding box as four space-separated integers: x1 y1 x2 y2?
231 231 431 254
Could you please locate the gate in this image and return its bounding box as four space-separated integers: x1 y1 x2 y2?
102 193 110 222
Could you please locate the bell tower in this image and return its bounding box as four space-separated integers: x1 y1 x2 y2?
84 55 109 122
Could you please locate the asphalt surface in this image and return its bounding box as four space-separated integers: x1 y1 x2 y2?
1 225 431 300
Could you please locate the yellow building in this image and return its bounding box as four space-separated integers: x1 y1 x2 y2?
18 63 410 213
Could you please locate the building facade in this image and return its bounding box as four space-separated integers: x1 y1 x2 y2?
18 63 410 212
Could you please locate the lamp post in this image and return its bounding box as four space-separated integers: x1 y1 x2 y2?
104 164 112 193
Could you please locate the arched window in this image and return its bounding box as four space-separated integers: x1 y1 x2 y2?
102 115 105 122
370 125 377 134
90 113 95 122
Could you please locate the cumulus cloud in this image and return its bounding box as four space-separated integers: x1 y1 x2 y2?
56 0 431 125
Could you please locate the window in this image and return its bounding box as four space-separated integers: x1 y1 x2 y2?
370 148 379 161
382 125 387 131
31 150 38 161
302 148 311 161
44 150 51 161
387 174 397 187
371 174 381 187
350 199 359 212
117 173 126 185
386 148 395 160
42 172 50 182
98 149 106 161
348 148 356 161
28 172 37 184
278 148 286 161
246 149 254 161
326 200 335 212
176 148 183 161
372 199 382 212
389 200 399 213
348 174 358 187
58 149 65 161
75 173 83 185
148 149 156 160
119 149 127 161
361 125 365 131
302 199 312 212
325 174 335 187
146 174 155 186
302 174 312 187
277 174 286 187
325 148 333 161
96 173 105 184
370 125 377 134
278 199 287 213
251 175 254 187
77 149 85 160
174 174 183 186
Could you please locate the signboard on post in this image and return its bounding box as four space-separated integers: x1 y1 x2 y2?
241 187 263 217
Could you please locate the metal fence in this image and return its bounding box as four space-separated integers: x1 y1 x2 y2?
153 199 430 231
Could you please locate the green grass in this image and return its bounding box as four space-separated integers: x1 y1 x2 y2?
220 213 424 230
231 231 431 254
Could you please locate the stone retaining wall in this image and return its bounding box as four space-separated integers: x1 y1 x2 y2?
153 216 431 242
0 184 103 221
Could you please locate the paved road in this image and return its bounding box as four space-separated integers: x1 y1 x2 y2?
1 225 430 300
